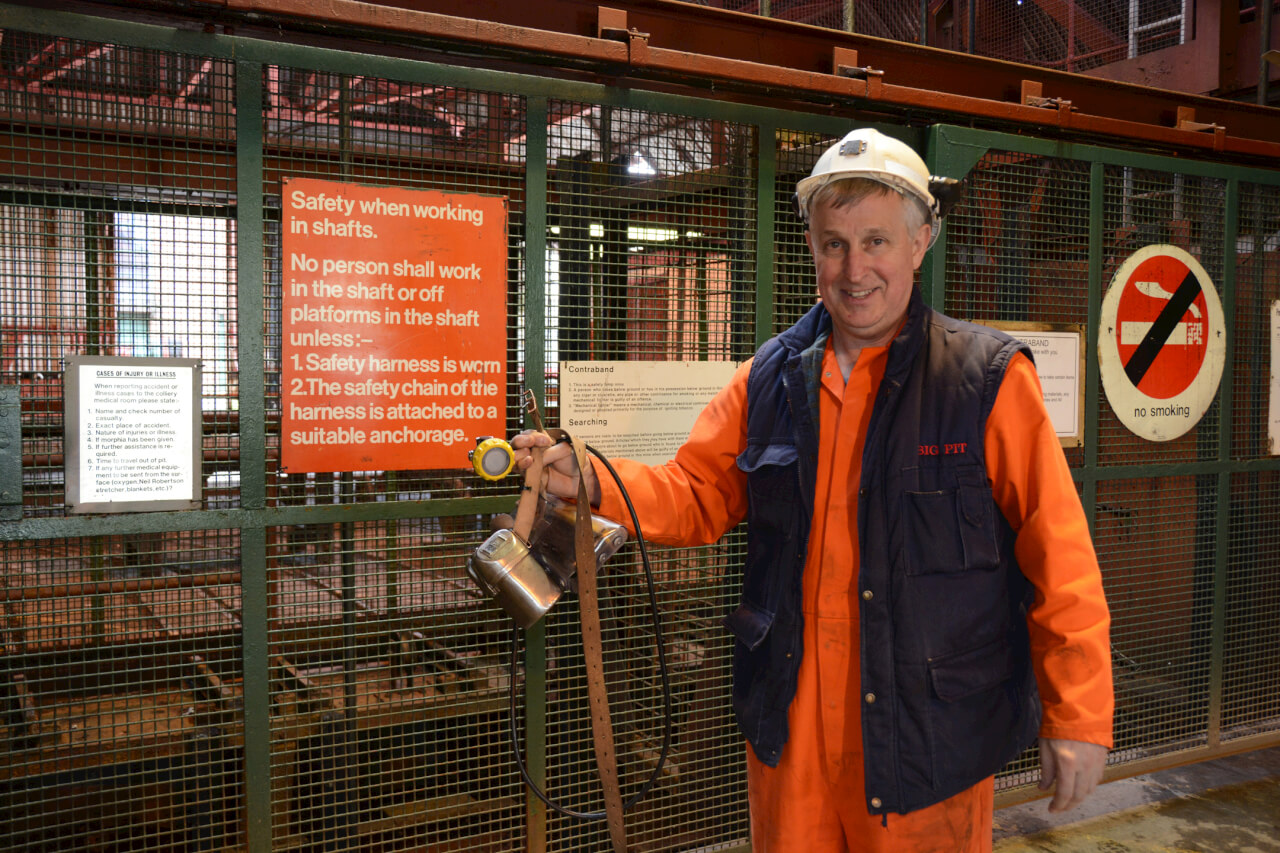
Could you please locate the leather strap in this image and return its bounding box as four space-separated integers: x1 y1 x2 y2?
513 428 627 851
553 429 628 853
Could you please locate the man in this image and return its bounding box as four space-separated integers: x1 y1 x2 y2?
514 127 1112 852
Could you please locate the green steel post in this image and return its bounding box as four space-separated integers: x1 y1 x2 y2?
756 123 776 349
1207 178 1240 747
523 94 550 852
1083 162 1105 523
236 69 267 511
235 57 272 853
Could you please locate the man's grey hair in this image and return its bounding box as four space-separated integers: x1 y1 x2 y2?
806 177 931 237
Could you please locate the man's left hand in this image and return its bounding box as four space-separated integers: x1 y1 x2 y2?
1038 737 1108 813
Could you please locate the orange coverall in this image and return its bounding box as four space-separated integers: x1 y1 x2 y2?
595 341 1113 853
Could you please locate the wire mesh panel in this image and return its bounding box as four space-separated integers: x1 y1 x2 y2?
969 0 1186 72
0 30 239 519
538 533 750 852
671 0 920 39
670 1 1190 71
773 128 838 335
1097 165 1227 468
265 520 519 851
5 4 1280 850
262 69 526 508
1232 180 1280 462
0 26 245 853
535 114 756 848
1095 474 1215 759
1224 471 1280 742
843 0 924 40
543 103 756 368
944 151 1092 327
537 100 756 850
943 148 1093 465
933 129 1274 797
1222 179 1280 743
1 532 244 851
260 67 530 850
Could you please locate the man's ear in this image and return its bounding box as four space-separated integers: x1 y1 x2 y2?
911 223 931 268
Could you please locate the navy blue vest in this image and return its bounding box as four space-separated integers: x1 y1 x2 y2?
724 289 1042 815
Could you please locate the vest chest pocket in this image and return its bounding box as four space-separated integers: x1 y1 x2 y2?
737 441 799 529
902 468 1000 575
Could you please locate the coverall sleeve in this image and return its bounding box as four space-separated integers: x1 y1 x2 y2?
593 359 753 548
985 353 1115 748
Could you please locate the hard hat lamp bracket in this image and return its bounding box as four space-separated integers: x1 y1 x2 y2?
838 138 868 157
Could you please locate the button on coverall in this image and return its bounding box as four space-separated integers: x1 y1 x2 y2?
595 342 1113 853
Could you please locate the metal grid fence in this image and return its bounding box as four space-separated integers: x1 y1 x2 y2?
2 531 244 851
772 129 836 335
0 7 1278 853
1095 165 1227 469
1223 179 1280 744
543 103 756 367
935 128 1280 788
539 99 755 851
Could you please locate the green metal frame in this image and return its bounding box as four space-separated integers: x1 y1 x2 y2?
2 2 1279 848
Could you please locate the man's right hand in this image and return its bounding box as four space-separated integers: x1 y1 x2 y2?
510 431 601 506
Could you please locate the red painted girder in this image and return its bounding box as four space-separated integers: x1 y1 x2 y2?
104 0 1280 160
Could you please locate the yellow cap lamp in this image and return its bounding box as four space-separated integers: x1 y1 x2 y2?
470 436 516 481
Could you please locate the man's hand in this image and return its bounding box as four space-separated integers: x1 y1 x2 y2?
1038 737 1107 813
510 430 601 506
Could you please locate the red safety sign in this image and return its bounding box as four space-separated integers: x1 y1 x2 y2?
1098 244 1225 442
280 177 509 472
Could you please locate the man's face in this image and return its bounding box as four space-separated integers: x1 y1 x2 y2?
806 189 931 350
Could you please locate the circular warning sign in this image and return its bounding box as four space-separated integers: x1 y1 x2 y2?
1098 244 1225 442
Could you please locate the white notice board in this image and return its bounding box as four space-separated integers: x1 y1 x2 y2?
1270 301 1280 455
559 360 741 465
985 322 1085 448
64 356 202 513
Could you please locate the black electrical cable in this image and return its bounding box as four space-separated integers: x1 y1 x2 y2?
506 442 674 821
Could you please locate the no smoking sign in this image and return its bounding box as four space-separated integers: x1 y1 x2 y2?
1099 244 1225 441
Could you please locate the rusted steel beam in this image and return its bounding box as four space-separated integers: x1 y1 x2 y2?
170 0 1280 161
0 569 243 601
0 134 235 195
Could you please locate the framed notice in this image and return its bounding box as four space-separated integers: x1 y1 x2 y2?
559 360 742 465
984 322 1085 448
64 356 202 513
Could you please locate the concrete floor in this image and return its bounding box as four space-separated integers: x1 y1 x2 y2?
993 746 1280 852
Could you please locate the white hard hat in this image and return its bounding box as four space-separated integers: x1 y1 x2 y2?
794 128 962 247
